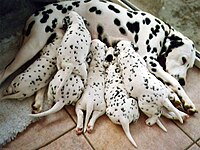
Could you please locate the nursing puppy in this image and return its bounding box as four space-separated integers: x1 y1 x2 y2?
114 40 188 132
104 47 139 148
29 69 84 117
75 39 106 134
55 11 91 99
1 29 64 103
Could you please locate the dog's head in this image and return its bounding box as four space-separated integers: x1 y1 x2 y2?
160 30 196 86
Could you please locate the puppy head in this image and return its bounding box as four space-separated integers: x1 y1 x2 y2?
162 31 196 86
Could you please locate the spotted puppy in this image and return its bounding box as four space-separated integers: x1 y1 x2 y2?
29 69 84 117
75 39 106 134
0 0 196 114
114 40 188 132
55 11 91 99
1 29 64 107
104 47 139 147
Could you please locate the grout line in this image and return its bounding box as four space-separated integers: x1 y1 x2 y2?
82 133 95 150
38 126 76 149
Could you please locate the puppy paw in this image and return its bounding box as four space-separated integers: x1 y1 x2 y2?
76 127 83 135
87 125 93 133
32 102 43 114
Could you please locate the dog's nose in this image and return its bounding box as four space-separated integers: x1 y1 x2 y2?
178 78 185 86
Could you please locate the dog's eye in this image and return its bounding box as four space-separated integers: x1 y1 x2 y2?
182 56 187 65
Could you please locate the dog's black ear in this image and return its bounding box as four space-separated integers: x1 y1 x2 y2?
105 54 113 62
167 34 184 49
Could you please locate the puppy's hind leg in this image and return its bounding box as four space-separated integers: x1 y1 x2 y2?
75 103 84 135
86 110 105 133
120 117 137 148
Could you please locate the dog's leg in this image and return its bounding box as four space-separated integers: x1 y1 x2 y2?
1 92 25 100
32 86 47 114
75 102 84 135
146 57 196 114
86 110 105 133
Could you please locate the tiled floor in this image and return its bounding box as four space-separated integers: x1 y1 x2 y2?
3 67 200 150
2 0 200 150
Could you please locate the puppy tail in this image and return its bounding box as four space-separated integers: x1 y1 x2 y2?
163 98 183 124
84 102 93 133
120 118 137 148
29 100 65 117
1 92 26 100
156 119 167 132
55 63 73 99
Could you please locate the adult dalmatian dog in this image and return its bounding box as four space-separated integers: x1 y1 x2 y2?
0 0 196 114
75 39 106 134
104 47 139 147
112 40 188 131
29 70 84 117
1 29 64 112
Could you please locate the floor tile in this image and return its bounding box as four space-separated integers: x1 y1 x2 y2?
174 67 200 141
40 128 93 150
4 109 75 150
197 139 200 147
83 113 193 150
187 144 200 150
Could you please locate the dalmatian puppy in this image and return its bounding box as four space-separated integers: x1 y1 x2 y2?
0 0 196 114
1 29 64 107
55 11 91 99
75 39 106 134
29 69 84 117
104 47 139 148
113 40 188 132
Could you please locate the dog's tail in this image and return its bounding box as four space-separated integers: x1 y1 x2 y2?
120 117 137 148
55 63 74 99
163 98 183 124
1 92 27 100
29 100 65 117
156 119 167 132
83 102 94 133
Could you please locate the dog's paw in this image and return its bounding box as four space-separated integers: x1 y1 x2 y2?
87 125 93 133
76 127 83 135
32 102 43 114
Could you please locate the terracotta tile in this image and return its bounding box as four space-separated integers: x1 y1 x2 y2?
4 109 75 150
197 139 200 147
40 128 93 150
84 113 192 150
187 144 200 150
65 105 77 122
174 67 200 141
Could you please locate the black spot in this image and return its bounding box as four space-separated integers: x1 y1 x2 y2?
84 0 92 2
149 34 153 39
119 27 126 35
34 7 45 16
46 33 57 44
147 45 151 52
155 18 161 24
141 12 146 16
108 5 120 13
56 5 63 10
52 18 57 28
40 14 49 23
145 18 151 25
62 8 67 13
89 6 97 12
97 25 103 35
127 12 133 18
45 26 53 33
72 1 80 7
67 6 73 10
126 22 140 34
134 34 139 43
96 10 102 14
114 18 120 26
151 68 157 72
25 21 35 36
